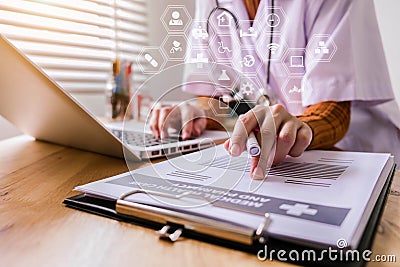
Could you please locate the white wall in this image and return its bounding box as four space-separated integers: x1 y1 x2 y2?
0 116 21 140
374 0 400 102
1 1 399 141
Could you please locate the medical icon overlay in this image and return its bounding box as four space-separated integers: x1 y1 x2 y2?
240 48 263 75
210 34 240 61
256 34 288 62
208 8 238 35
282 48 310 76
138 47 166 74
210 62 239 89
306 34 337 62
161 5 192 32
264 6 288 33
161 34 189 61
281 77 304 104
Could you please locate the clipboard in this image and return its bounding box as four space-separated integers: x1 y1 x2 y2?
63 163 395 267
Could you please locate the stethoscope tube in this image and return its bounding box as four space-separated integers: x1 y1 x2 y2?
266 0 275 86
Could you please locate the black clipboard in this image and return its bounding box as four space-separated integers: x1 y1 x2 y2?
63 164 395 267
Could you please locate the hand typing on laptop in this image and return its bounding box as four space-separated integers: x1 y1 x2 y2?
149 102 207 140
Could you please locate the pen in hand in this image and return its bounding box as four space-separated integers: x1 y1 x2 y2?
224 113 268 180
247 131 260 157
224 131 260 157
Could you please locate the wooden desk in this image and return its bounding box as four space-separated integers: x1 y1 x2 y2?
0 136 399 267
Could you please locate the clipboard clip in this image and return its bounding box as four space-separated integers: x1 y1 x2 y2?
156 225 183 242
118 189 191 243
117 189 271 244
255 213 271 244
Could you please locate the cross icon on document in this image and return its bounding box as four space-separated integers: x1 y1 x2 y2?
279 203 318 216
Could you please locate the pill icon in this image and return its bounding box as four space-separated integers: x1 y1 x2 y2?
144 53 159 68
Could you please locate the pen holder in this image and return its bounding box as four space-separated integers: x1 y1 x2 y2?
105 59 134 120
111 92 131 120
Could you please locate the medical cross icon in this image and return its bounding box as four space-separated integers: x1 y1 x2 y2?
217 11 232 27
279 203 318 216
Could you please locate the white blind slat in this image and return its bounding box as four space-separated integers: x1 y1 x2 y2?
0 1 114 27
0 13 113 39
0 0 149 100
25 0 114 17
0 27 113 51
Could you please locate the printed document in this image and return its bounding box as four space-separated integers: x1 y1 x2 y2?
76 145 394 249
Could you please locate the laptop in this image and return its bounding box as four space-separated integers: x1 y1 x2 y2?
0 35 228 160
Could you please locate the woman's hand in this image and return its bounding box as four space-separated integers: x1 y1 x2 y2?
224 104 313 180
149 102 207 140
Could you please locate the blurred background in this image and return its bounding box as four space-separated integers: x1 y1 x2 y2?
0 0 399 140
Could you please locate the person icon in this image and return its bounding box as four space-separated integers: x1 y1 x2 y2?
169 11 183 26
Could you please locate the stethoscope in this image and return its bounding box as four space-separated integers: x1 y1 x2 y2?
206 0 276 102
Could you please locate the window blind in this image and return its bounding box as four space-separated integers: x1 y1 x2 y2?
0 0 148 98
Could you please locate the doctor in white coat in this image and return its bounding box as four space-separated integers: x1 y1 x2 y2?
150 0 400 178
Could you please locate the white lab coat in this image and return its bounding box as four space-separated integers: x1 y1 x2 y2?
183 0 400 165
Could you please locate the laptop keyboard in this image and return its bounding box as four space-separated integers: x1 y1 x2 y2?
110 129 184 147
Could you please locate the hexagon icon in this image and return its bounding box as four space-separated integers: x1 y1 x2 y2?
187 19 210 46
137 47 166 74
161 34 189 61
186 47 215 74
208 8 239 35
208 86 239 118
282 48 311 76
161 5 191 33
237 75 264 102
264 6 288 34
238 47 263 76
209 34 240 61
237 20 262 47
281 77 303 104
306 34 337 62
256 33 288 63
210 62 240 90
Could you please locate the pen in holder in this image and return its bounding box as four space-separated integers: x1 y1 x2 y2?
106 59 133 120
